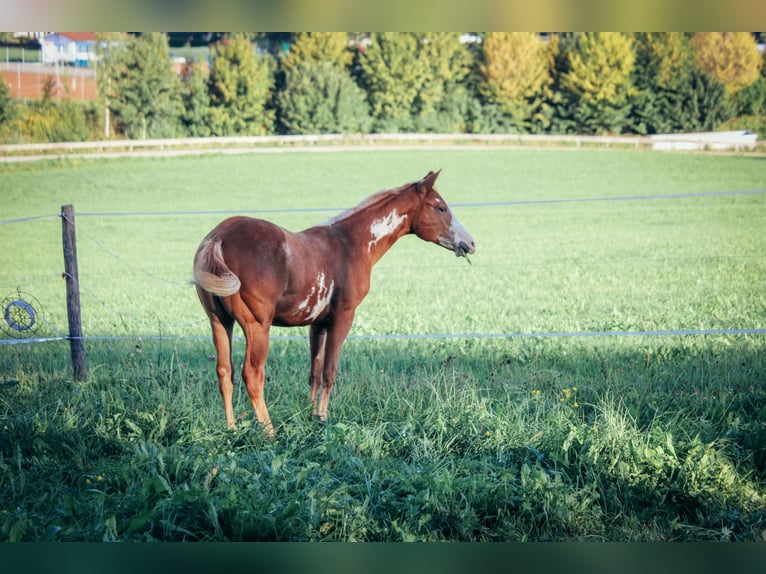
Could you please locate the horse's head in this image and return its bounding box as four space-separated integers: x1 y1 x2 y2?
411 170 476 259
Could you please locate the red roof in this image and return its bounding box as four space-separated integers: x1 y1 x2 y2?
58 33 97 42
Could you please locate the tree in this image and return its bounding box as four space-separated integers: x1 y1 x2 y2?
208 34 275 136
559 32 636 134
478 32 552 130
358 32 473 132
674 68 734 131
631 33 695 133
630 33 738 134
275 32 362 134
95 32 124 138
357 32 427 132
280 32 353 74
691 33 762 95
0 74 11 126
277 61 371 134
732 47 766 118
414 33 472 114
180 60 211 137
634 33 693 92
99 33 181 139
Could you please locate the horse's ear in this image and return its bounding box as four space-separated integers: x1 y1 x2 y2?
416 170 441 194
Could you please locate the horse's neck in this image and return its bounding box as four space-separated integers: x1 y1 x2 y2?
340 190 417 264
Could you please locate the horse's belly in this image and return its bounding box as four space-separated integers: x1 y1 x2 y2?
274 270 336 326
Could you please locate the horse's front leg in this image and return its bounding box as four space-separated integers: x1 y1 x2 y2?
315 312 355 422
309 325 327 417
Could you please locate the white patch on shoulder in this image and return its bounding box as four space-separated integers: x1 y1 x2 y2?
283 242 292 258
368 209 407 252
298 272 335 321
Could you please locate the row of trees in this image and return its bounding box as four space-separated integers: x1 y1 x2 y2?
1 32 765 143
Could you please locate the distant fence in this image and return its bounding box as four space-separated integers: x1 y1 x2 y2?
0 132 762 162
1 61 96 101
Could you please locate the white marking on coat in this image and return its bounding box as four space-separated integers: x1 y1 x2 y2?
368 209 407 252
298 272 335 321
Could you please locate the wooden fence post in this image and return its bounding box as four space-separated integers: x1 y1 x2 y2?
61 204 86 381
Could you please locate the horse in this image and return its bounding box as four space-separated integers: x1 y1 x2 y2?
193 170 476 435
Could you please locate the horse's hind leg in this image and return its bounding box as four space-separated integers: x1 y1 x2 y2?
241 321 274 436
208 311 236 429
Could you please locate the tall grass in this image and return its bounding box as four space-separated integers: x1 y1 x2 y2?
1 336 764 541
1 149 765 540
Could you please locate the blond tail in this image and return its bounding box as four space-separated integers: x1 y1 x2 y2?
192 238 241 297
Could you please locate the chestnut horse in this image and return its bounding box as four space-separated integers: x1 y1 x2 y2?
193 170 475 434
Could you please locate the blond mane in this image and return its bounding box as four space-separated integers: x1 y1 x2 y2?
325 181 415 225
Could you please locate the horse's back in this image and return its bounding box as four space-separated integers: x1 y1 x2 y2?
209 216 285 243
206 217 291 284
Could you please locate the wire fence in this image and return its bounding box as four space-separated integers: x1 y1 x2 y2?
2 188 765 347
4 188 766 224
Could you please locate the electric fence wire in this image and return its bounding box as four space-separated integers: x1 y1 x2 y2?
3 328 766 346
2 188 765 346
2 188 765 226
57 271 208 334
59 211 191 288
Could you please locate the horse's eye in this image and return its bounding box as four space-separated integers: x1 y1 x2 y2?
437 206 447 213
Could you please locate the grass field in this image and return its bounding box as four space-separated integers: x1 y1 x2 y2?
1 148 765 540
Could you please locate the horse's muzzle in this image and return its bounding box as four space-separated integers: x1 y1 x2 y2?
450 216 476 258
456 240 476 257
438 211 476 258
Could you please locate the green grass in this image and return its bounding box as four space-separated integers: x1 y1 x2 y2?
1 148 765 540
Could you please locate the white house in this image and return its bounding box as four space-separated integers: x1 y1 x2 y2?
40 33 97 66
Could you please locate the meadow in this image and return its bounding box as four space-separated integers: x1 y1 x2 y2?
0 148 765 540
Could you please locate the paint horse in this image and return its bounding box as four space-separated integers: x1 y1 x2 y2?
193 170 476 434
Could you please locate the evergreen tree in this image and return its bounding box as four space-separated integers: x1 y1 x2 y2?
208 34 275 136
478 32 552 131
414 33 473 124
673 68 734 132
357 32 427 132
631 33 738 134
358 32 473 132
732 47 766 117
280 32 353 74
545 33 578 134
559 32 635 134
277 61 371 134
634 32 693 92
631 33 695 134
99 33 181 139
691 32 763 95
180 60 211 137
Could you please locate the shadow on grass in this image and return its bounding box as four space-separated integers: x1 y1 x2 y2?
1 335 764 541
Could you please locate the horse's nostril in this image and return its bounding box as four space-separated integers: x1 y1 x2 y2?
458 241 475 255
